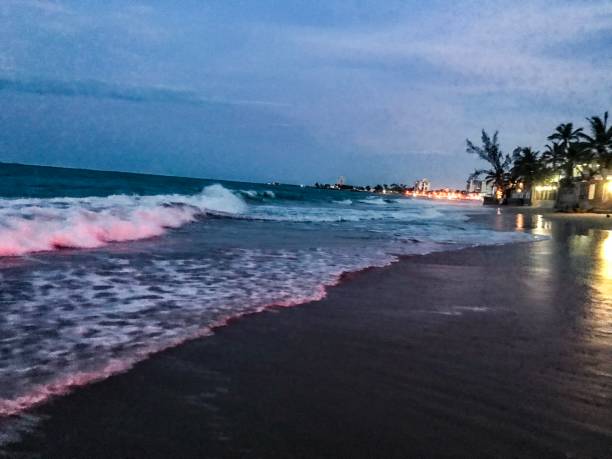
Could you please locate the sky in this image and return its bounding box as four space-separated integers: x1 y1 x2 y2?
0 0 611 187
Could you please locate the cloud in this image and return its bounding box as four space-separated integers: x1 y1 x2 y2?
0 0 610 184
2 0 69 14
287 1 612 97
0 78 200 104
0 77 289 108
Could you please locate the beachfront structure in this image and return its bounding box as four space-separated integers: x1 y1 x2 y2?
507 175 560 207
414 179 430 192
465 176 497 203
531 184 558 208
466 178 482 193
556 177 612 212
508 174 612 211
534 160 612 211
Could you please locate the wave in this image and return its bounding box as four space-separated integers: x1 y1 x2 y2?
238 189 276 201
0 184 246 256
0 184 471 256
245 202 465 224
358 196 399 205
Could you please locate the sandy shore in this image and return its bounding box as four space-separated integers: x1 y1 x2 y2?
3 209 612 458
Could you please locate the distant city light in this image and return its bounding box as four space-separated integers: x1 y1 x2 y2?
406 190 483 201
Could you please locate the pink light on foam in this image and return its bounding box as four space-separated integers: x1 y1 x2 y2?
0 326 213 418
0 284 331 418
0 185 247 256
0 205 199 257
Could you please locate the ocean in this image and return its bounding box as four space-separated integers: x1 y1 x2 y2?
0 163 531 421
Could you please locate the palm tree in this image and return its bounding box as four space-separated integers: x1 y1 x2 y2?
547 122 583 152
466 130 512 202
542 142 565 172
547 122 591 185
579 111 612 173
510 147 545 191
556 142 592 186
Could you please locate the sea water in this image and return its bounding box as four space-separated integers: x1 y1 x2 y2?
0 163 531 418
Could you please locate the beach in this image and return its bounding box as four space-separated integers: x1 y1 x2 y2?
3 0 612 456
2 209 611 458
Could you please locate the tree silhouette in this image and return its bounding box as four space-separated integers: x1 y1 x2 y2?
510 147 545 190
466 130 512 201
580 111 612 171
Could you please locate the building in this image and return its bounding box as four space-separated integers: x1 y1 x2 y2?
466 176 495 197
414 178 431 192
466 178 483 193
556 177 612 212
531 184 558 208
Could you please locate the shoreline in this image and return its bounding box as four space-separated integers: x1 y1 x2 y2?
0 206 516 420
3 210 612 457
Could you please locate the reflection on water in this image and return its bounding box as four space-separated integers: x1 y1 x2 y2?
512 213 551 236
515 213 524 230
532 214 551 236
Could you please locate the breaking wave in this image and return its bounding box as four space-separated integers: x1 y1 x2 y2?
0 186 476 257
0 184 246 256
238 189 276 201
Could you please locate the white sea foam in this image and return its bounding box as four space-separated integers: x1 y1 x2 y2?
0 186 480 257
238 189 276 200
0 246 397 419
358 196 388 205
246 202 466 223
0 184 246 256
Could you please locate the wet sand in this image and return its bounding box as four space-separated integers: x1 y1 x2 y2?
3 210 612 458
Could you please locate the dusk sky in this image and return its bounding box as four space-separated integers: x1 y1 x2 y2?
0 0 611 187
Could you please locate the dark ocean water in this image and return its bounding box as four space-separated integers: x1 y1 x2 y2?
0 163 532 422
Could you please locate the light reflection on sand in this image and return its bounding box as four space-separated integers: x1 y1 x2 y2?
520 214 611 348
599 231 612 281
515 213 524 230
593 231 612 345
566 228 612 347
531 214 551 236
520 213 555 302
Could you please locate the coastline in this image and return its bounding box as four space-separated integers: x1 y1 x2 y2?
3 209 612 458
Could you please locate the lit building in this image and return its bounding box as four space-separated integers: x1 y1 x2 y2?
531 184 558 206
466 178 482 193
414 178 431 192
557 177 612 212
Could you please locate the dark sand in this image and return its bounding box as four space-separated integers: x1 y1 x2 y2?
3 210 612 458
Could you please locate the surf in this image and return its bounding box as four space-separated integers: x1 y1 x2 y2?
0 184 246 256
